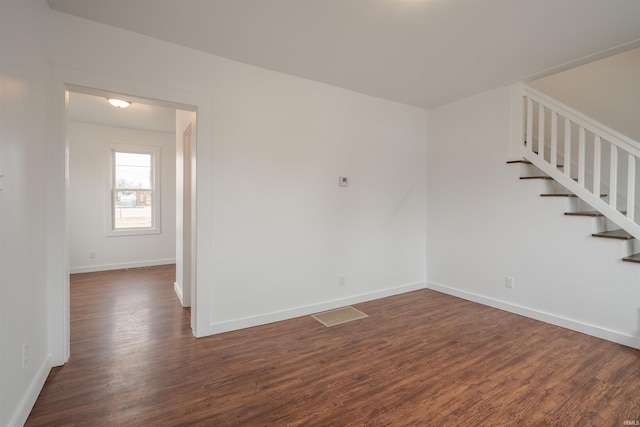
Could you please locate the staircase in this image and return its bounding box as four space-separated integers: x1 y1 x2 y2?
509 85 640 264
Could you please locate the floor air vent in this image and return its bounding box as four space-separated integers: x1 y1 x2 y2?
311 306 368 327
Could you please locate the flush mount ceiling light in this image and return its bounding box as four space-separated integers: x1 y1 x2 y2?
107 98 131 108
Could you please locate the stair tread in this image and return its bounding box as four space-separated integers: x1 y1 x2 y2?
623 253 640 263
564 211 603 217
541 193 608 197
592 229 635 240
565 210 626 217
506 159 564 167
521 176 578 181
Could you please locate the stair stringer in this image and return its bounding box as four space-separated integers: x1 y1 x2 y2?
523 151 640 242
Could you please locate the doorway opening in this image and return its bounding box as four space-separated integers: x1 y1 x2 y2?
65 85 197 343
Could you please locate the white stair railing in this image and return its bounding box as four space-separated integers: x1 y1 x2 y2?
521 85 640 241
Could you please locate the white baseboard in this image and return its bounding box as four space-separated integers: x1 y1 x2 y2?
173 281 184 305
70 258 176 274
426 281 640 350
9 354 51 427
207 281 427 335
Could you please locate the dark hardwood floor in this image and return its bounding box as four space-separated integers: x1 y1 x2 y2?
27 265 640 426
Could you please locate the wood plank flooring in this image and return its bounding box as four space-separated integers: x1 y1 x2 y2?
27 265 640 426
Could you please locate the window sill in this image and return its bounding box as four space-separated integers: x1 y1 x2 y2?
106 227 161 237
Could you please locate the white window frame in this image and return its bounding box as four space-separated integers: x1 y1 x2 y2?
106 143 161 237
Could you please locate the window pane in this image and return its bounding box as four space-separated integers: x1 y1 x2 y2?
115 152 151 189
114 190 152 229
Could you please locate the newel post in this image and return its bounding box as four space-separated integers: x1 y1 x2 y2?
508 82 527 161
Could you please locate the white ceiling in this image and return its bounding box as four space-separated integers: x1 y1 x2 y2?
49 0 640 110
68 92 176 133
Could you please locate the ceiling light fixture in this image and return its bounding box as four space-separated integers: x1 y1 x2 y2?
107 98 131 108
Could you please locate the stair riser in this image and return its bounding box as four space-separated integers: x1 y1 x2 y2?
542 181 605 197
541 180 567 195
564 198 596 214
625 239 640 258
592 217 622 234
519 163 546 178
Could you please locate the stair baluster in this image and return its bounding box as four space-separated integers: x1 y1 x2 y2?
516 84 640 263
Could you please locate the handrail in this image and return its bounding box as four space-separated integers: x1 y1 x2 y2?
523 86 640 159
521 84 640 242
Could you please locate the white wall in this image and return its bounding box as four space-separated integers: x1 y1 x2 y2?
209 75 428 329
427 86 640 348
530 48 640 141
175 109 196 308
48 11 428 336
68 122 176 273
0 0 53 425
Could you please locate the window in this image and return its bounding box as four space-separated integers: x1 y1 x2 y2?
107 145 161 236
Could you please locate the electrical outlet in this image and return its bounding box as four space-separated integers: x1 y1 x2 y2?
22 343 28 368
505 276 515 289
338 275 346 286
89 251 96 259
